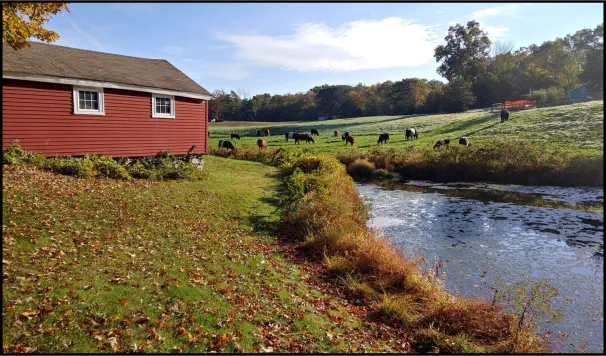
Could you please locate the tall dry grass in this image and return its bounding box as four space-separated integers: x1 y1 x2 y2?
337 143 603 186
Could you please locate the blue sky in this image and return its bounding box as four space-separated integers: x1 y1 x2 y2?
45 2 603 97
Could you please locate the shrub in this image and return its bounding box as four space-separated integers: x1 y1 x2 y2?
528 89 547 102
88 155 131 180
46 156 95 178
346 158 376 180
545 86 566 101
2 140 46 167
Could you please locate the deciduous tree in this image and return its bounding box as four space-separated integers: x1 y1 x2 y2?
2 2 69 50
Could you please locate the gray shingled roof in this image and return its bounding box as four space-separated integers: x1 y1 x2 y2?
2 42 210 96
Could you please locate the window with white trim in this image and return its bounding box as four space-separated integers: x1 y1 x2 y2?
73 87 104 115
152 94 175 118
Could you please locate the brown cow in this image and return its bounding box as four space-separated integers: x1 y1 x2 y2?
334 129 339 137
345 136 355 146
500 109 510 123
257 138 268 149
264 128 271 136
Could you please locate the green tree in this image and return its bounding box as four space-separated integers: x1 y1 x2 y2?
434 21 491 82
440 80 476 113
2 2 69 50
578 23 604 92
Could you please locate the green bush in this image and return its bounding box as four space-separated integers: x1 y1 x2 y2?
2 140 46 167
528 89 547 102
88 155 131 180
2 141 205 181
546 86 566 101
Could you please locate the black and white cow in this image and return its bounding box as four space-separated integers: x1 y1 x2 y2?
285 132 295 142
458 137 471 146
434 139 450 149
341 131 350 141
406 128 418 140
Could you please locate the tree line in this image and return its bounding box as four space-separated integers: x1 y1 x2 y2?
210 21 603 121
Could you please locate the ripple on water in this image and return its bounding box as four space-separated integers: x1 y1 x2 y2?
357 182 604 353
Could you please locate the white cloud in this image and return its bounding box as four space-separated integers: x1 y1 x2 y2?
481 23 510 39
471 4 520 19
214 17 442 73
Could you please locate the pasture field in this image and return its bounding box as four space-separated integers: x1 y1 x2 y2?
2 157 407 353
210 101 604 157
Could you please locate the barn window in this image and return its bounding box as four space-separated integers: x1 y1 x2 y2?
152 94 175 118
73 87 104 115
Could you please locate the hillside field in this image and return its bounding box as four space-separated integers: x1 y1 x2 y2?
209 101 604 157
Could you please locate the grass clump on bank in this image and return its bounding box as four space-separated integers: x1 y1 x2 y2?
337 142 603 186
212 148 551 353
2 140 205 181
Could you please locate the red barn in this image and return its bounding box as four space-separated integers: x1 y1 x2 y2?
2 42 212 157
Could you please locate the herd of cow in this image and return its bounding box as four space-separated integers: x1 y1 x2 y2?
217 109 511 151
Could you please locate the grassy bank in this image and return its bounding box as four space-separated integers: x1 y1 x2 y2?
2 157 411 353
210 101 603 158
212 148 551 353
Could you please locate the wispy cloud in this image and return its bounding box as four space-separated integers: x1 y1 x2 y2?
470 4 521 19
214 17 443 73
481 24 510 39
57 18 106 51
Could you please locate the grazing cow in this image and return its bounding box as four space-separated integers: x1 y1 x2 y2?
230 133 241 140
218 140 236 151
500 109 510 124
433 139 450 149
264 128 271 136
257 138 268 149
458 137 471 147
406 128 418 140
256 130 262 137
285 132 295 142
311 129 320 136
334 129 339 137
345 136 355 146
293 132 315 144
341 131 350 141
377 132 390 145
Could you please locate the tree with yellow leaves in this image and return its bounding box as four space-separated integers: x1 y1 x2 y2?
2 2 69 50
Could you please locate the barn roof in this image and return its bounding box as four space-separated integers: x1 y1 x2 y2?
2 42 211 97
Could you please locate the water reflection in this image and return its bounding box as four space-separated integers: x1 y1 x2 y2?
357 182 604 353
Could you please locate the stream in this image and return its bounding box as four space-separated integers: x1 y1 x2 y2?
357 180 603 353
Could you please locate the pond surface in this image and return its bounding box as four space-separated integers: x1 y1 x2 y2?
357 181 604 353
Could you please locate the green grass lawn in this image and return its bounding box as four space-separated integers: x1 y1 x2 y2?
210 101 604 157
2 157 408 353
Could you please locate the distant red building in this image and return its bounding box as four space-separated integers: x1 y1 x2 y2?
2 42 212 157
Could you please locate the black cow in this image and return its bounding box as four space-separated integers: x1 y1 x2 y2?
256 130 262 137
500 109 510 123
458 137 471 146
293 132 315 144
231 133 241 140
218 140 236 151
434 139 450 149
406 128 418 140
377 132 389 145
311 129 320 136
341 131 350 141
285 132 294 142
345 136 355 146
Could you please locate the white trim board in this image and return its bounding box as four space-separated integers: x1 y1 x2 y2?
3 72 212 100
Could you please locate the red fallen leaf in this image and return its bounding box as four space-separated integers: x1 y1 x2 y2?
136 316 150 324
176 327 188 336
118 297 128 305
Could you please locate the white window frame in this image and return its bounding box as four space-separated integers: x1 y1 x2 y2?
152 94 175 119
73 87 104 115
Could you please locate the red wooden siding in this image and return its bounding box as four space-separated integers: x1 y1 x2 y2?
2 79 208 157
